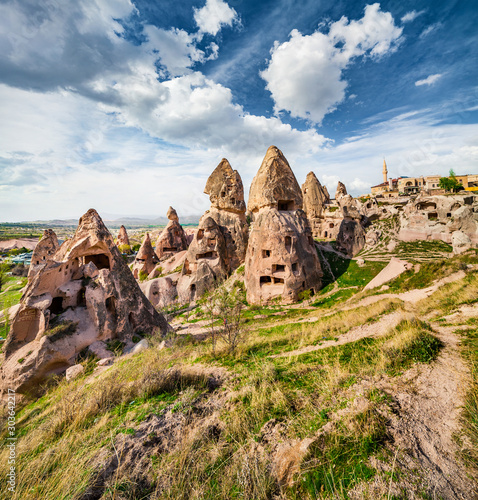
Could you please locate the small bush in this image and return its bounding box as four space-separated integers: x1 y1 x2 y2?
44 321 78 342
138 270 149 282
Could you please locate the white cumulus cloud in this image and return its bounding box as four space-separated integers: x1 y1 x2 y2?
260 3 403 124
415 74 442 86
193 0 239 37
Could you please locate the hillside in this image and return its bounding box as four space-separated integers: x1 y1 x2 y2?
0 243 477 499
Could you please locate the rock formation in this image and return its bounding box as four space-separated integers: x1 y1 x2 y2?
116 225 131 252
176 216 229 303
335 181 347 201
155 207 188 260
132 233 158 279
245 146 322 304
202 158 248 269
399 194 478 253
1 209 169 394
248 146 303 214
28 229 59 278
335 188 366 256
301 171 331 238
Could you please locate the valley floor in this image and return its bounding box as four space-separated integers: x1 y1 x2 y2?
1 244 477 499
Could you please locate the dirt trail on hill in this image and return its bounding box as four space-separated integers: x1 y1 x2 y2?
270 310 406 359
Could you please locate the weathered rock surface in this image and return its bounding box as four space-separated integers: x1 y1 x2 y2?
116 225 131 252
451 230 472 255
335 181 347 201
177 216 230 303
132 233 158 279
336 219 366 257
204 158 246 214
155 207 188 260
399 194 478 247
245 147 322 305
302 171 331 238
247 146 303 214
0 209 169 394
141 274 180 309
245 208 322 304
29 229 59 278
65 364 84 381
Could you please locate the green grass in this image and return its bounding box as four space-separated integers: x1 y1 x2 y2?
44 321 78 342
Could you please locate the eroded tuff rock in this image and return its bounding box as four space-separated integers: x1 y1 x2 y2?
202 158 248 270
28 229 59 278
176 216 229 303
132 233 158 279
204 158 246 214
116 225 131 252
399 194 478 252
335 181 347 201
302 171 331 238
245 148 322 304
247 146 303 214
155 207 188 260
1 209 169 394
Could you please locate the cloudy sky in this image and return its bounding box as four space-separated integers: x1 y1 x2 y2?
0 0 477 221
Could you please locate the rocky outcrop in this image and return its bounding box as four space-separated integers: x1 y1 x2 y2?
399 194 478 250
176 216 229 303
301 172 331 238
155 207 188 260
1 209 169 394
132 233 158 279
245 147 322 304
336 219 366 257
203 158 248 270
247 146 303 214
28 229 59 278
116 225 131 252
335 181 347 201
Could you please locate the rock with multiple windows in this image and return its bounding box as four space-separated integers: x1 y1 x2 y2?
1 209 169 394
301 171 331 238
155 206 188 260
28 229 59 277
245 146 322 304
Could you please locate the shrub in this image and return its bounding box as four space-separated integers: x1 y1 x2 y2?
138 270 149 282
44 321 79 342
118 244 131 254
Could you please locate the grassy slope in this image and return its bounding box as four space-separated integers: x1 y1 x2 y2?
0 249 477 499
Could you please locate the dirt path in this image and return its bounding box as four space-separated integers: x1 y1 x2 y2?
381 323 476 499
270 310 406 359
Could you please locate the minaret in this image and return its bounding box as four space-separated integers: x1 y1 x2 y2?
382 159 388 184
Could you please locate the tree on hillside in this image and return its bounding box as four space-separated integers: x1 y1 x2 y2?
439 169 463 193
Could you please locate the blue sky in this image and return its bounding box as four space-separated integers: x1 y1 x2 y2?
0 0 477 221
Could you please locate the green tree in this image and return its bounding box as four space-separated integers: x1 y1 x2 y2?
438 169 463 193
0 263 9 293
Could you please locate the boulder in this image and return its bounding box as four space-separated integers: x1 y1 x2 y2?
128 339 149 355
0 209 170 394
155 207 188 260
452 230 472 255
247 146 303 214
132 233 158 279
66 364 84 381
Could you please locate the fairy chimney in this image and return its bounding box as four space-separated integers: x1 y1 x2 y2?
28 229 59 278
1 209 169 394
116 225 131 253
132 233 158 279
245 147 322 304
301 171 331 238
155 207 188 260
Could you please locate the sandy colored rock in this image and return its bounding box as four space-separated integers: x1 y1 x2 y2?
65 364 84 381
132 233 158 279
0 209 170 394
176 216 229 303
302 171 331 238
155 207 188 260
28 229 60 278
451 230 472 254
336 219 366 257
247 146 303 214
245 208 322 304
116 225 131 252
204 159 246 214
140 274 179 309
364 257 412 290
335 181 347 200
399 194 478 246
